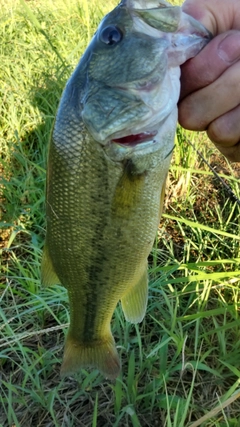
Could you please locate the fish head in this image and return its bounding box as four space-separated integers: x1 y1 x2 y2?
63 1 211 164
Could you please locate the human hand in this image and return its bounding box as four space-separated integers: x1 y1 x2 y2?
178 0 240 162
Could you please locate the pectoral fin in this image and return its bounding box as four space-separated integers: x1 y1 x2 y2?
121 268 148 324
41 244 60 286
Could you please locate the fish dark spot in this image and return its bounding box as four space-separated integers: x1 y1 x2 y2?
123 158 147 178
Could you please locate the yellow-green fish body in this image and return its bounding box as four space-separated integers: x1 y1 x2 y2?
41 0 211 378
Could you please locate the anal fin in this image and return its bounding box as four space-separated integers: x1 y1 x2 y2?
121 268 148 324
41 244 60 286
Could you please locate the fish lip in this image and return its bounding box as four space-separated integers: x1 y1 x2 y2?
104 110 177 162
109 136 160 156
111 130 158 148
181 14 212 40
121 0 212 40
105 130 174 161
108 130 163 156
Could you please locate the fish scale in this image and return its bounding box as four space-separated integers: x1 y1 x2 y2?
43 107 170 377
41 0 211 379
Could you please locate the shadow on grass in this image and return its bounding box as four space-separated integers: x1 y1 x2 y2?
1 67 71 236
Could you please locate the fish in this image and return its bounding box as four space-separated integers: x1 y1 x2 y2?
41 0 211 379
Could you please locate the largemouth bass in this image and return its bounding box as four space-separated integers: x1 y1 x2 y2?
41 0 210 379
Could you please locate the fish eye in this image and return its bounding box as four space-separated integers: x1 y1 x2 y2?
100 25 123 45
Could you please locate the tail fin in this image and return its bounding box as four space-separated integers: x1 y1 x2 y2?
60 332 121 380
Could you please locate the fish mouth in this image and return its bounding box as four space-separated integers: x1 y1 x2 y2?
111 130 157 147
104 109 177 162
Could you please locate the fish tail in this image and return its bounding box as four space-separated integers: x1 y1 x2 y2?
60 332 121 380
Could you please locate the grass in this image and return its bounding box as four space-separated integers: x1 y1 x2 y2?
0 0 240 426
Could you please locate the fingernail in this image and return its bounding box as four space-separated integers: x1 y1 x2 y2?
218 31 240 63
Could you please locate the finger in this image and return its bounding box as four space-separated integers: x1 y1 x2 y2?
207 105 240 162
178 59 240 131
211 141 240 163
180 31 240 99
182 0 240 34
182 0 218 34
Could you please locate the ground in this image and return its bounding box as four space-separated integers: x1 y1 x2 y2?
0 1 240 426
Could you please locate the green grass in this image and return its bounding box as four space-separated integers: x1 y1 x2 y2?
1 0 240 426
